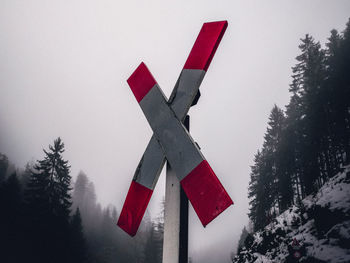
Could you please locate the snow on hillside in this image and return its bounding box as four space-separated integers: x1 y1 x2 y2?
233 166 350 263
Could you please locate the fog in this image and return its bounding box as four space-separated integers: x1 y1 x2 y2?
1 1 349 262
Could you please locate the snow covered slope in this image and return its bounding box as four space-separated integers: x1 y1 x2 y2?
233 166 350 263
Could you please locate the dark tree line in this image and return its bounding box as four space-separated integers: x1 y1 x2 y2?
0 138 163 263
0 138 85 263
248 19 350 231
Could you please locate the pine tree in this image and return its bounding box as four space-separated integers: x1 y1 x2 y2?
70 208 87 263
0 153 9 183
248 151 260 229
263 105 293 213
325 19 350 165
236 226 249 254
289 34 326 194
72 171 88 210
284 94 305 200
0 173 23 263
248 151 270 230
85 182 98 227
25 157 52 262
248 106 293 230
340 19 350 164
25 137 73 263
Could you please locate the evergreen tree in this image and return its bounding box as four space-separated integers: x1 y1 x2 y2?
236 226 249 254
284 93 305 200
0 153 9 183
0 173 23 263
248 106 291 230
84 181 98 230
72 171 89 212
25 137 72 263
339 19 350 164
25 157 52 262
289 34 326 194
248 151 270 230
324 19 350 166
263 105 291 212
248 151 260 229
70 208 87 263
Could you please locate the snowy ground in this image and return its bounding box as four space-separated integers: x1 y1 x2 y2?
233 166 350 263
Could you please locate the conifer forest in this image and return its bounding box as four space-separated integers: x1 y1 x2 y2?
234 19 350 262
0 138 163 263
247 19 350 232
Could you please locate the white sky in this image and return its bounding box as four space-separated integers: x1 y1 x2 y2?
1 1 349 262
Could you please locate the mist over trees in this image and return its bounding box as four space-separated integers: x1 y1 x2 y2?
2 16 350 263
247 19 350 232
71 170 163 263
0 138 163 263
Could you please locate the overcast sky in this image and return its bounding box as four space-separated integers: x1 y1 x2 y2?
1 1 350 262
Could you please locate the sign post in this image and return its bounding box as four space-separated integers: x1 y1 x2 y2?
162 161 181 263
163 116 189 263
117 21 233 263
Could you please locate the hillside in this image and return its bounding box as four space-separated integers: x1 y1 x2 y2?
233 166 350 263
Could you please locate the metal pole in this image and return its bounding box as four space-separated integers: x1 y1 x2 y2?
162 116 189 263
179 116 189 263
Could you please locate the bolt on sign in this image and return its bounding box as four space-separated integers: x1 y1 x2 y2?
118 21 233 236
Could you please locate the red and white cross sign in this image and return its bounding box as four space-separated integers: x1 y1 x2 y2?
118 21 233 236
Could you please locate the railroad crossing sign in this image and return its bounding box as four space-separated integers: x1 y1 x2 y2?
118 21 233 237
